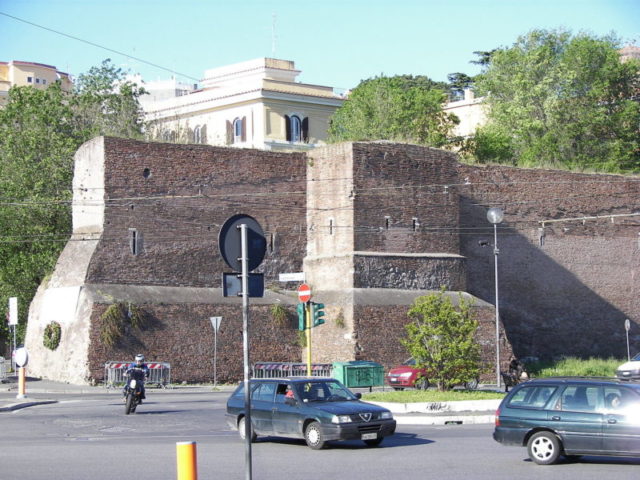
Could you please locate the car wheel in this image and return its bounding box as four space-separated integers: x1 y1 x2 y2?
392 387 404 391
527 431 561 465
465 378 479 390
304 421 326 450
415 377 429 390
238 416 257 443
364 438 384 447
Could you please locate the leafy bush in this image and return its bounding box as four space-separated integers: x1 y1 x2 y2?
402 288 481 391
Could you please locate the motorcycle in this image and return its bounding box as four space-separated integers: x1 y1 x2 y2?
124 368 147 414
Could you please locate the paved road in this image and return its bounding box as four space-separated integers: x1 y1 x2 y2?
2 388 640 480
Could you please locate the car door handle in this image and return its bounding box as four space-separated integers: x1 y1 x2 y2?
608 418 617 424
551 415 561 421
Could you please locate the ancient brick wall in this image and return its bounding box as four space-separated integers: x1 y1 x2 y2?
87 302 302 384
351 143 461 254
458 164 640 360
86 137 307 288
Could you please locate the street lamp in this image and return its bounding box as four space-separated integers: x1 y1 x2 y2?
487 207 504 390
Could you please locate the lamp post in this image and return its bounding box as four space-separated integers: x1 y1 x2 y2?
487 207 504 390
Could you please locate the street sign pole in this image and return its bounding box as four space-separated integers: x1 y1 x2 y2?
240 224 252 480
306 301 312 376
210 317 222 388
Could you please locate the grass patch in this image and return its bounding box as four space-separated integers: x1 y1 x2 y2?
362 356 625 403
525 356 623 377
363 389 505 403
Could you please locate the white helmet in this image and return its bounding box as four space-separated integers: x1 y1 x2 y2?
135 354 144 364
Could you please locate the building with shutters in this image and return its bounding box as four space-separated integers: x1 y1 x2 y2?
142 58 345 151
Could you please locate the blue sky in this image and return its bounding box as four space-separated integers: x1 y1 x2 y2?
1 0 639 90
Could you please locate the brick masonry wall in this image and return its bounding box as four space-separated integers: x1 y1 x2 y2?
87 302 302 383
351 143 461 254
86 137 307 288
78 139 639 383
458 163 640 360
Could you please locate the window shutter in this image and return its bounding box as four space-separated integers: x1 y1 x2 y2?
302 117 309 143
285 115 291 141
241 116 247 142
226 120 233 144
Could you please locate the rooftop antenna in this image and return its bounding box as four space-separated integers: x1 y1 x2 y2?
271 13 277 57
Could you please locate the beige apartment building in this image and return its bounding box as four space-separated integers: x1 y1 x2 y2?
0 60 73 106
141 58 345 151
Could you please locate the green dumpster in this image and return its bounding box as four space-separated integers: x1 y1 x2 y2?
331 361 384 389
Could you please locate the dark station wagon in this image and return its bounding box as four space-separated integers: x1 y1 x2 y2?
225 377 396 449
494 377 640 464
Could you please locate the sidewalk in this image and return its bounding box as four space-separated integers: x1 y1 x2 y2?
0 377 499 424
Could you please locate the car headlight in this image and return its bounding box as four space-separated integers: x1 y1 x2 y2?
380 411 393 420
331 415 353 424
399 372 413 378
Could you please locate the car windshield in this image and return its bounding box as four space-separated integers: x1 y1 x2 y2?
294 380 357 403
402 358 416 366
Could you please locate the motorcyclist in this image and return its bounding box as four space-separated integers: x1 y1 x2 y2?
123 354 150 402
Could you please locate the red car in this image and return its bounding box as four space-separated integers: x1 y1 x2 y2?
386 359 429 390
386 358 480 390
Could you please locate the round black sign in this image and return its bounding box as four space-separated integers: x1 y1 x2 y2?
218 214 266 272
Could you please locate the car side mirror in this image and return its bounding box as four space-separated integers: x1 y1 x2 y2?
355 393 362 399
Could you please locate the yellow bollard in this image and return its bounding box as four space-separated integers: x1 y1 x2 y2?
176 441 197 480
17 367 27 399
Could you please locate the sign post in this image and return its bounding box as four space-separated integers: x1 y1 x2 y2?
210 317 222 388
8 297 17 372
219 214 266 480
298 284 312 375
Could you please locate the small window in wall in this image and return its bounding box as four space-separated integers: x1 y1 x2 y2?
234 117 245 143
27 77 33 83
129 228 142 256
194 125 202 144
42 79 47 85
35 78 41 84
329 218 334 235
412 218 420 231
285 115 309 143
384 216 391 230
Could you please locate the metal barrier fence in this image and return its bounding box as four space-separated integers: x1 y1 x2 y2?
104 361 171 389
252 362 332 378
0 357 7 381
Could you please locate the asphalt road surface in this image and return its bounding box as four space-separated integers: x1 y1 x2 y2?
1 390 639 480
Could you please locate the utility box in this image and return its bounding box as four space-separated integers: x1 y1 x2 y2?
332 361 384 388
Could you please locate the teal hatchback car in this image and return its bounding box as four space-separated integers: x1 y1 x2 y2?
226 377 396 449
494 377 640 465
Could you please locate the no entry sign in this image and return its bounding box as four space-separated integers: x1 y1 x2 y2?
298 283 311 303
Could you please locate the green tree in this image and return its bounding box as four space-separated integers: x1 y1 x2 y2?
0 59 145 350
73 59 147 139
472 29 640 172
328 75 459 148
401 288 481 391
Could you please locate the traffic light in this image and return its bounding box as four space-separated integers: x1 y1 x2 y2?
312 302 325 327
296 303 306 331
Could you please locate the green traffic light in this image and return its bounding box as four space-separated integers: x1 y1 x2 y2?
296 303 306 331
312 302 325 327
